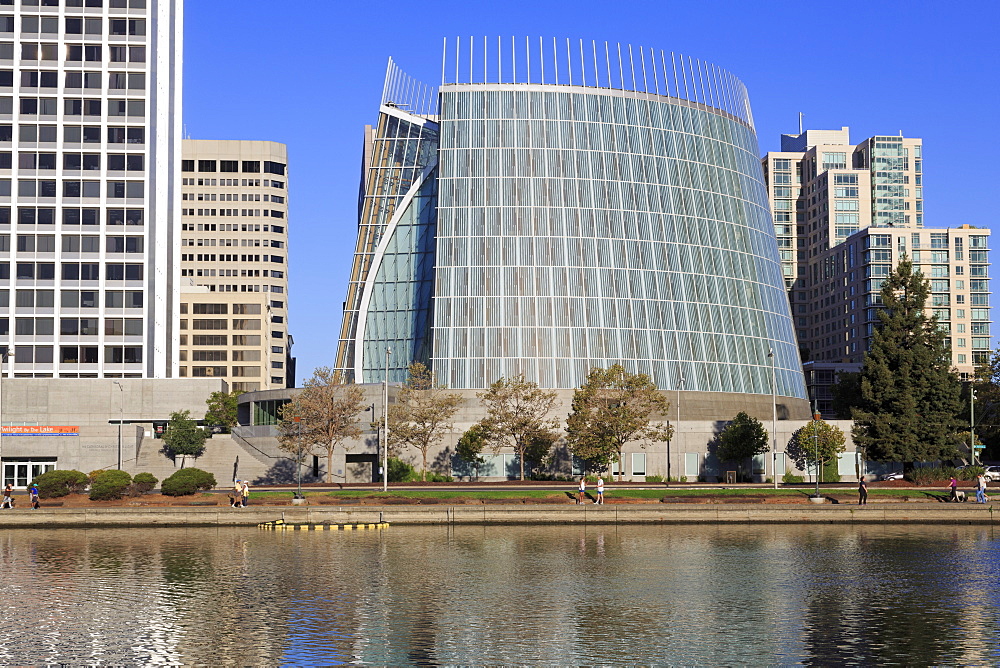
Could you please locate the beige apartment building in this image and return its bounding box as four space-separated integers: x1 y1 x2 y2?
178 140 292 392
763 128 990 413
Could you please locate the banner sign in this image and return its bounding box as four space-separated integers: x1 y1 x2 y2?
2 426 80 436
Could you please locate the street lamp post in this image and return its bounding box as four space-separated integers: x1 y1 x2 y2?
0 348 10 484
671 374 684 483
292 416 304 500
113 381 124 470
768 347 777 489
812 403 821 498
971 386 977 467
382 347 392 493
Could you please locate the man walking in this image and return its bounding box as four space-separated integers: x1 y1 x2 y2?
596 477 605 505
29 483 39 510
577 476 586 505
976 474 988 504
241 479 250 508
1 483 13 509
858 476 868 505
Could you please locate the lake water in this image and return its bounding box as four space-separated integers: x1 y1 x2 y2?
0 524 998 665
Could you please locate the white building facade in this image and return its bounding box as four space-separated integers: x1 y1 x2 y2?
0 0 182 378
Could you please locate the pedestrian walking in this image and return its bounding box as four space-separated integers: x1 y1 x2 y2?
976 474 987 504
1 483 13 509
577 476 586 505
596 477 604 505
241 479 250 508
232 480 243 508
29 483 39 510
858 476 868 505
949 476 959 502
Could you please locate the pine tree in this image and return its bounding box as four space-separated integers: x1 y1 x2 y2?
852 258 964 463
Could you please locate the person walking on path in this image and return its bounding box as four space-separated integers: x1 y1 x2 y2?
1 483 13 509
976 474 987 504
949 476 959 502
232 480 243 508
596 477 605 505
577 476 586 505
241 479 250 508
29 483 39 510
858 476 868 505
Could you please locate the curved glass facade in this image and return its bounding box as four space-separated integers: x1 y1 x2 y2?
337 43 807 400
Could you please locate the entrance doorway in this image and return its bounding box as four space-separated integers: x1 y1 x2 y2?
2 459 57 487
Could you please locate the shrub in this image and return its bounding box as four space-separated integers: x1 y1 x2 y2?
89 470 133 501
87 469 106 484
645 475 664 483
387 457 418 483
31 469 88 499
822 459 840 483
130 472 158 496
960 466 985 481
426 473 453 483
907 466 957 486
161 468 217 496
782 471 805 484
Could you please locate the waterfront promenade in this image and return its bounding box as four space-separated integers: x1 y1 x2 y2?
1 502 997 527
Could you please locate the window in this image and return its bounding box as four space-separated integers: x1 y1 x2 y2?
631 453 646 477
198 160 216 172
822 153 847 170
264 161 285 175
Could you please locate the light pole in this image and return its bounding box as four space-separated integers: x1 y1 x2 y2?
768 347 777 489
971 385 977 467
382 347 392 492
811 403 821 498
292 416 304 499
113 381 124 470
0 347 10 484
671 373 684 483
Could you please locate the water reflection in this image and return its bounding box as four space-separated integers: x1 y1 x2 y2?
0 525 998 664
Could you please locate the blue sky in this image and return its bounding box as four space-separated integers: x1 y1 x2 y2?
183 0 1000 383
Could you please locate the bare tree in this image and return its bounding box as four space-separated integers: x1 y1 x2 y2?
387 362 462 481
277 367 365 483
478 375 559 480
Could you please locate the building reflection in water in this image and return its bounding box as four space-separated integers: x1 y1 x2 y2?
0 525 998 664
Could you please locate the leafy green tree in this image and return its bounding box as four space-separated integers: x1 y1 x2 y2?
204 390 243 432
456 423 489 480
277 367 366 483
787 419 846 483
851 258 964 464
716 411 769 479
478 375 559 480
162 410 208 465
829 371 860 419
386 362 463 481
565 364 671 480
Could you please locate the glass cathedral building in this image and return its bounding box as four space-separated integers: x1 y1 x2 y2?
336 39 808 404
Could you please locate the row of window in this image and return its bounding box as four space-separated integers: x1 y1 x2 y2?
0 233 142 252
178 303 262 315
181 269 285 279
182 193 284 203
179 334 266 347
0 261 141 279
0 288 141 307
181 224 283 234
182 160 285 176
179 253 284 264
0 18 146 36
0 124 144 143
0 207 144 225
3 152 143 170
182 209 284 218
179 318 261 331
182 239 284 248
2 178 142 197
1 316 140 335
0 345 143 365
4 97 144 118
0 0 147 10
190 283 284 294
181 178 284 189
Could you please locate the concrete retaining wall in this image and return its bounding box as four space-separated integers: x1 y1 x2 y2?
0 503 996 527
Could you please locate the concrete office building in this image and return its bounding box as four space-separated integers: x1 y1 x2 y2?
0 0 182 378
178 140 292 391
335 39 809 425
